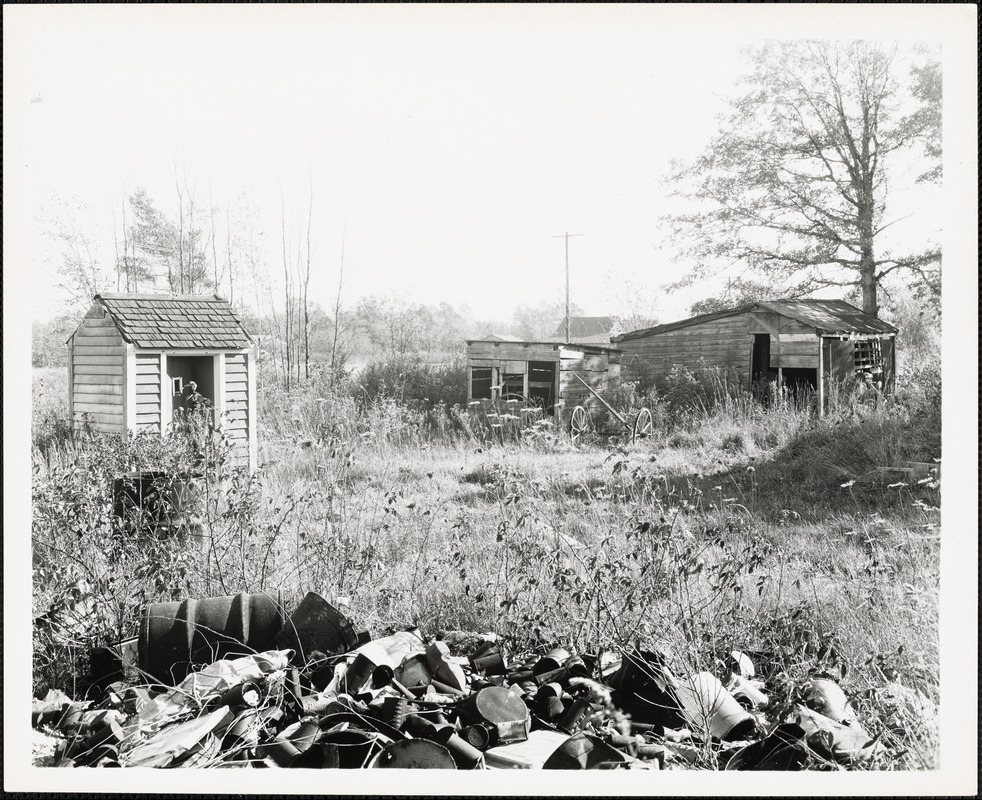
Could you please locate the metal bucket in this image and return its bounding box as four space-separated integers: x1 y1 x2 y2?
138 591 285 684
460 686 530 745
672 672 757 741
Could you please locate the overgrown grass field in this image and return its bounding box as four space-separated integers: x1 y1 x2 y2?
31 363 942 768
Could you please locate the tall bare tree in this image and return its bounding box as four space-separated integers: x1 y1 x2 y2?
663 41 941 316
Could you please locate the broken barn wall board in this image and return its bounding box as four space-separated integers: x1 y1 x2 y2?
880 337 897 393
770 354 817 369
826 339 856 385
466 341 561 363
770 336 820 369
617 312 753 386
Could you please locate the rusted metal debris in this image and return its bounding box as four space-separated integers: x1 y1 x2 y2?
34 593 884 769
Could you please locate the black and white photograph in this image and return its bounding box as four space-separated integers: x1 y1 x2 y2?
4 3 977 795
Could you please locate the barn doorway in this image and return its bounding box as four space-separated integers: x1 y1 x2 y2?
527 361 557 411
751 334 776 401
167 356 215 416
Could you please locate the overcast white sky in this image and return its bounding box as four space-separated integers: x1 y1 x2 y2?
3 4 970 326
3 6 980 794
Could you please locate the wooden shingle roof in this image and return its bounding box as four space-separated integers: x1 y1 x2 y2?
614 299 896 342
95 293 252 349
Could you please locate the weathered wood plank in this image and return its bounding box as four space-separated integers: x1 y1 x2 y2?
467 343 561 362
74 411 124 426
74 382 123 397
135 384 160 396
771 339 819 357
73 400 125 414
72 373 125 386
73 334 123 347
224 362 248 375
73 344 124 357
772 354 819 369
74 355 124 367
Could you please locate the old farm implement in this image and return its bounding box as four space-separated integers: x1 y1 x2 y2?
567 374 653 445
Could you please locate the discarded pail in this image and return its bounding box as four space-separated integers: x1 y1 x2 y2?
672 672 757 741
274 592 360 664
404 713 456 745
138 591 285 684
469 641 507 676
369 739 456 769
533 647 571 677
443 733 485 768
318 729 378 769
727 674 768 710
803 678 855 723
460 686 530 745
556 696 593 734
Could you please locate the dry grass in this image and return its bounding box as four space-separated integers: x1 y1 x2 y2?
31 367 942 768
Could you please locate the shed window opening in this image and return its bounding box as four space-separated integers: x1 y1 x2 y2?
501 372 525 400
470 368 493 400
172 377 183 395
853 340 883 376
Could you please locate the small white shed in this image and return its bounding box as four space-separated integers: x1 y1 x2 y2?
68 293 257 469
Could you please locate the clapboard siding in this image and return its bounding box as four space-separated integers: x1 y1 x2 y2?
134 352 162 432
224 354 250 459
70 315 125 433
74 381 124 396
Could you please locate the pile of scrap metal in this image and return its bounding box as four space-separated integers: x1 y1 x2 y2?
32 591 883 769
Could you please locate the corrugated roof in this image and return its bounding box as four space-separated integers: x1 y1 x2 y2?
756 300 897 335
612 299 896 342
94 293 253 349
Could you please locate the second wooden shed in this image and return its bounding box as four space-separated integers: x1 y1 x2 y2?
465 338 621 413
612 299 897 413
68 293 257 469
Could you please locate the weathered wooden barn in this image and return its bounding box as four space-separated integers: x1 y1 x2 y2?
612 300 897 413
466 338 621 413
68 293 257 468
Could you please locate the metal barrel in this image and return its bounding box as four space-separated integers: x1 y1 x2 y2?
138 590 285 684
112 471 200 531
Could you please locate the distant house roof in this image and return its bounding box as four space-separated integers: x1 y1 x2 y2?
548 316 619 340
613 299 896 342
93 293 253 349
478 333 524 342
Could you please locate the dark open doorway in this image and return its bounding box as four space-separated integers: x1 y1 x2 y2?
167 356 215 415
527 361 557 411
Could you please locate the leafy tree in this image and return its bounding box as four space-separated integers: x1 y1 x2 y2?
664 41 941 317
510 299 583 341
905 56 942 185
688 280 777 316
129 187 211 294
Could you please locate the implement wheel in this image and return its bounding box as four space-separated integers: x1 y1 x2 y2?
632 407 653 443
569 406 588 446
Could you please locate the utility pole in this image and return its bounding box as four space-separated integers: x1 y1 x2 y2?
552 232 583 343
